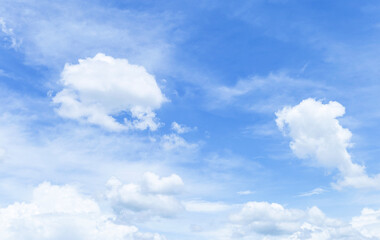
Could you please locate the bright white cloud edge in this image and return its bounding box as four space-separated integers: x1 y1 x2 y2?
0 182 166 240
276 98 380 189
53 53 167 131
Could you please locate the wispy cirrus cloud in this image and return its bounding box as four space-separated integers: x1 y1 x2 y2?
0 0 181 73
208 72 331 113
298 188 326 197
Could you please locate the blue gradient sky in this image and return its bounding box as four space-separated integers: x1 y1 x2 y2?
1 1 380 239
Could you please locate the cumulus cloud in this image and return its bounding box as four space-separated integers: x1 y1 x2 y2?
53 53 167 131
0 182 165 240
351 207 380 239
276 98 380 189
230 202 314 235
106 173 184 218
221 201 367 240
142 172 184 195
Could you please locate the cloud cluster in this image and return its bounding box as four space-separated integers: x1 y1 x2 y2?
351 208 380 239
53 53 167 131
276 98 380 189
220 201 370 240
106 172 184 218
0 182 165 240
5 181 378 240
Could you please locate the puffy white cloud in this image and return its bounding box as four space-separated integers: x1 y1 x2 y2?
351 208 380 239
276 98 380 189
230 202 310 235
142 172 184 195
0 182 165 240
106 173 184 218
53 53 167 131
221 201 367 240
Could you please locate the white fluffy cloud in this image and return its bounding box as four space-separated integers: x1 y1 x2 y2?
220 201 368 240
0 182 165 240
276 98 380 189
351 208 380 239
106 172 184 218
230 202 320 236
53 53 167 131
142 172 184 195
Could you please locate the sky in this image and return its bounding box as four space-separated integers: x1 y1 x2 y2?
1 0 380 239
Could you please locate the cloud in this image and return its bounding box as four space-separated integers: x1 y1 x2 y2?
0 182 165 240
0 0 178 72
106 173 184 218
160 134 198 151
142 172 184 195
298 188 326 197
209 73 329 113
276 98 380 189
230 202 311 235
242 122 278 137
171 122 195 134
351 207 380 239
237 190 254 195
218 201 367 240
0 18 19 48
53 53 167 131
0 147 5 160
0 96 201 211
184 200 231 213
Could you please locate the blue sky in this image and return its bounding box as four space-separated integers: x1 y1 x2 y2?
1 0 380 239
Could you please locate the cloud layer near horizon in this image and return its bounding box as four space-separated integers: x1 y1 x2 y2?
0 182 165 240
